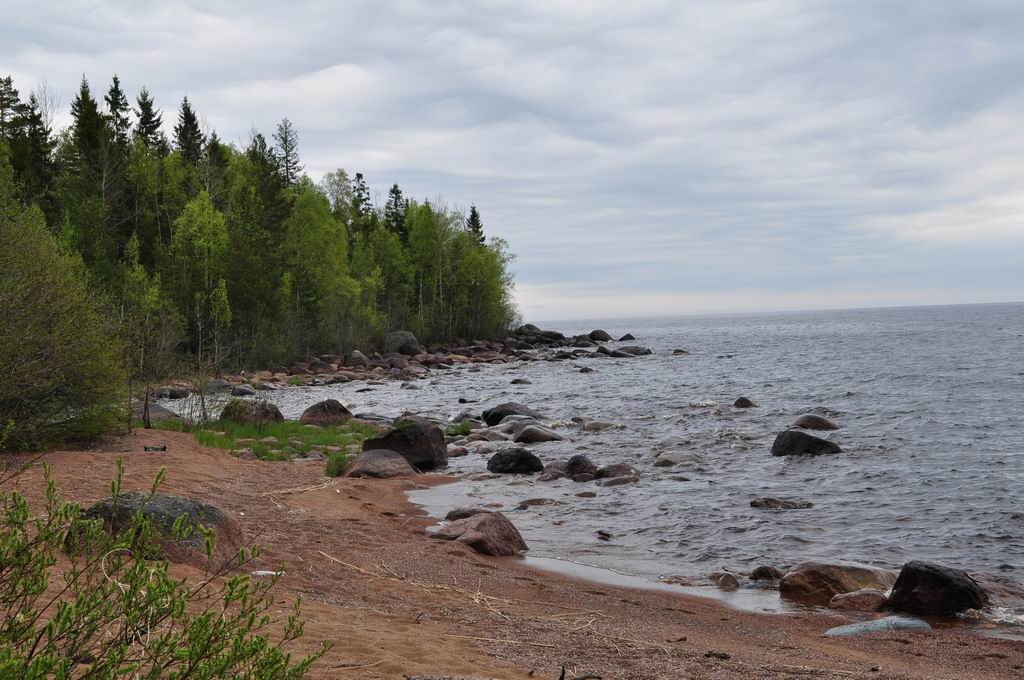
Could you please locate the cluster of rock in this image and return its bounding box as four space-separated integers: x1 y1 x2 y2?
154 327 653 398
710 559 990 618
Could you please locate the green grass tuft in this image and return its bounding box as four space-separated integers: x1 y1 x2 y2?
325 452 348 478
445 420 472 436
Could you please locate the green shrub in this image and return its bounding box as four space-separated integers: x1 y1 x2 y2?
0 171 125 450
0 460 327 677
445 420 472 436
325 452 348 478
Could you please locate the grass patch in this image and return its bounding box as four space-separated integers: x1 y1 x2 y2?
445 420 472 436
287 376 304 386
176 419 375 463
325 452 348 478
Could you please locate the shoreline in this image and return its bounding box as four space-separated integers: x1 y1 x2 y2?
8 429 1024 679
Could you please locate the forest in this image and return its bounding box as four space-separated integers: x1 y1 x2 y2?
0 73 518 373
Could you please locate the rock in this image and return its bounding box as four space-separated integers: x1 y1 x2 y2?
770 430 842 456
579 367 595 374
565 455 598 478
618 333 635 341
362 416 447 471
481 402 542 426
886 561 990 616
446 445 469 458
231 384 256 396
513 424 564 443
487 447 543 474
654 453 679 467
672 348 689 355
384 330 422 356
571 473 596 483
344 350 368 367
829 588 888 612
346 450 417 478
750 565 784 581
596 462 638 478
793 414 840 430
617 345 653 356
154 385 190 399
576 491 597 498
582 420 617 432
299 399 353 426
780 560 898 604
81 492 242 566
219 399 284 425
206 378 231 393
824 616 931 638
445 507 492 521
588 329 613 342
432 512 528 556
733 396 756 408
517 498 558 510
714 573 740 590
537 461 568 481
510 378 532 385
750 497 813 510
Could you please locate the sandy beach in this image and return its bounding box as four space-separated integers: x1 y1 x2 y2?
7 428 1022 680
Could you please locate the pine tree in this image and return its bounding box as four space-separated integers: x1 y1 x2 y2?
69 76 106 173
173 96 204 166
349 172 375 247
134 87 167 154
18 94 55 206
104 75 131 149
466 205 484 244
272 117 301 187
383 183 408 242
0 75 26 142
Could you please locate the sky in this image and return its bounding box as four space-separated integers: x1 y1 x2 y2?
4 0 1024 321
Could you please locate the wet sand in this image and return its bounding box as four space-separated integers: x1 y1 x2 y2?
7 429 1023 679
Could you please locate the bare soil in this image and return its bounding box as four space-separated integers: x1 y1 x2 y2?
7 429 1023 679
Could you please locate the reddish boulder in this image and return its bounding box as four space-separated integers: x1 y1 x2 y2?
432 512 528 556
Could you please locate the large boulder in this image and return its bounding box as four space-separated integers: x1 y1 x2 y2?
487 447 544 474
82 492 242 566
300 399 353 426
617 345 653 356
346 450 416 478
344 350 368 367
829 588 888 612
792 414 840 430
219 398 284 425
566 455 598 478
362 416 447 470
780 560 897 604
886 561 989 616
588 329 613 342
384 330 422 356
513 424 564 443
431 512 528 556
481 402 542 426
770 430 842 456
733 397 756 408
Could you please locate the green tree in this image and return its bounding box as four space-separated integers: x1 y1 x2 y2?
0 76 26 142
466 204 484 244
383 182 408 242
104 74 132 149
134 86 167 154
273 117 301 187
319 168 352 223
173 96 204 166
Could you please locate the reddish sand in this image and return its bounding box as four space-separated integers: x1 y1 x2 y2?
6 429 1023 679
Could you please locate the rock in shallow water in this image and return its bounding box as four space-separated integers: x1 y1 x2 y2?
487 447 544 474
792 413 840 430
362 416 447 470
565 454 598 478
780 560 897 604
829 588 888 612
751 497 813 510
513 424 564 443
432 512 527 556
346 450 416 479
886 560 990 616
824 616 931 638
771 430 842 456
733 396 756 408
750 565 784 581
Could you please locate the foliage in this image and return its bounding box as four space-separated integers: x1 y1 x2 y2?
0 461 327 677
179 417 373 461
0 146 126 450
0 73 520 375
445 420 472 436
324 452 348 478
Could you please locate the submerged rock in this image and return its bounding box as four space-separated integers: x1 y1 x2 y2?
886 561 990 616
487 447 544 474
565 455 598 478
750 497 813 510
733 396 756 408
750 565 784 581
432 512 527 556
792 414 840 430
513 424 565 443
780 560 898 604
596 462 638 479
770 430 842 456
445 507 492 521
824 616 931 638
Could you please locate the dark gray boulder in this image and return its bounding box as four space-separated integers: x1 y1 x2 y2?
733 396 756 408
618 333 635 341
770 430 842 456
487 447 543 474
481 402 542 426
346 450 416 478
565 455 598 478
513 424 564 443
886 561 989 616
220 398 284 425
384 330 422 356
300 399 353 426
751 497 813 509
596 462 638 479
82 492 242 566
750 565 784 581
362 416 447 470
588 329 613 342
617 345 653 356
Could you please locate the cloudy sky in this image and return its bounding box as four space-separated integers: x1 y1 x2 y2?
5 0 1024 321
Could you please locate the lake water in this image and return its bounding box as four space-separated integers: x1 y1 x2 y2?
243 303 1024 615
